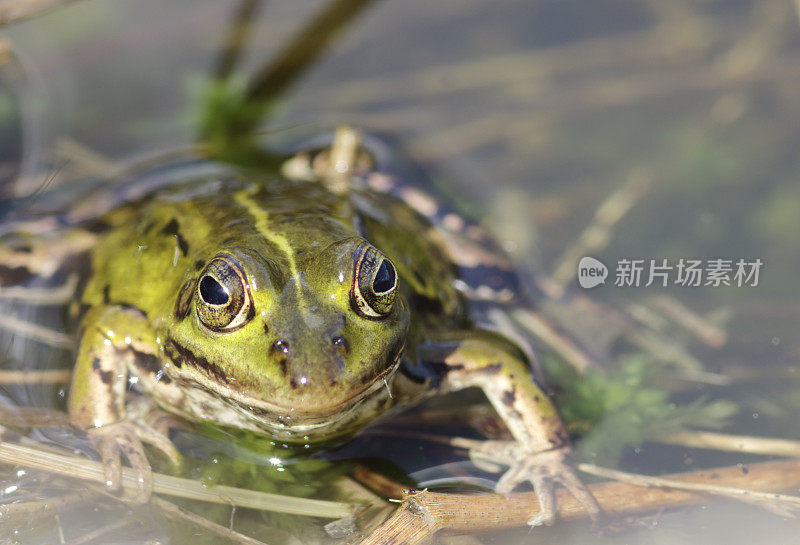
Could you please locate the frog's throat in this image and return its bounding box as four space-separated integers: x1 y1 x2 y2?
165 351 401 420
158 363 399 441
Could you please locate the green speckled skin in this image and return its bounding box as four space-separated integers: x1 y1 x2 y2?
70 174 469 437
65 157 600 521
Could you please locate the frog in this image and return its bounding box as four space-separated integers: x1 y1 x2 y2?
3 127 601 527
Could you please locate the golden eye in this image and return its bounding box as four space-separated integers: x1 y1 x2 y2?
351 244 397 318
196 254 253 331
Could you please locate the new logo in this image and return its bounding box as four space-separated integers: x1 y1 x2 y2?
578 257 608 289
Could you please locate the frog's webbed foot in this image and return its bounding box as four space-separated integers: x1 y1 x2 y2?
468 440 602 526
87 420 181 503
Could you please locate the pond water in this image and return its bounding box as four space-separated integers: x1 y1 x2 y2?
1 0 800 544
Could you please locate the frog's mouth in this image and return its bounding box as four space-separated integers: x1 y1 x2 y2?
163 338 402 435
252 365 397 422
175 362 400 441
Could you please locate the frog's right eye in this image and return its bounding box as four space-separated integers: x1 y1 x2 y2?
196 255 253 331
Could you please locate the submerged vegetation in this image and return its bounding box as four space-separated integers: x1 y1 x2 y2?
544 354 738 466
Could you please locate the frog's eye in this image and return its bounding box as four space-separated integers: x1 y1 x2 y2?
351 244 397 318
196 255 253 331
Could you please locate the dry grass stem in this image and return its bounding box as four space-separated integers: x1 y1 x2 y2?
0 0 80 26
0 490 93 526
351 464 410 499
511 308 600 374
658 430 800 458
63 517 135 545
0 275 78 305
0 406 70 427
646 296 728 347
626 328 705 373
0 442 353 518
578 463 800 516
308 11 734 108
0 314 73 348
550 167 653 287
0 368 71 384
55 139 115 177
0 37 10 64
153 496 275 545
362 458 800 545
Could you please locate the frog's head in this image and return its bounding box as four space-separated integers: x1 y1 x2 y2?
164 236 410 433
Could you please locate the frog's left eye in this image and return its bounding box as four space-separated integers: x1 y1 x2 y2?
351 244 398 319
196 255 253 331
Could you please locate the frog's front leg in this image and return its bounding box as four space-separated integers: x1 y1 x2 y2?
68 306 179 502
418 332 601 526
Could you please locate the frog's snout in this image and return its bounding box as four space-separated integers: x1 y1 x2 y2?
266 325 353 391
270 335 349 359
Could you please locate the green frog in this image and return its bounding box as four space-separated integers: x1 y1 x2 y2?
5 128 600 526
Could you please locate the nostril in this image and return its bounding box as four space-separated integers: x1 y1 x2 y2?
273 339 290 354
331 336 349 354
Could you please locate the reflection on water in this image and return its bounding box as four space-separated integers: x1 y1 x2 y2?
2 0 800 543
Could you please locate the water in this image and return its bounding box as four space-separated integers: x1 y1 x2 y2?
2 0 800 543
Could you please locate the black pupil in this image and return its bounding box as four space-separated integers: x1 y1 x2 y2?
372 260 396 293
200 276 229 305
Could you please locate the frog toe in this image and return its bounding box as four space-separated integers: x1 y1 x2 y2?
493 447 602 526
526 474 556 527
93 431 123 491
87 422 154 503
553 459 602 522
132 420 182 470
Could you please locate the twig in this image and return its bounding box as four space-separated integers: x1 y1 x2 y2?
0 405 70 427
0 368 71 384
0 490 93 526
361 458 800 545
657 430 800 458
578 463 800 517
625 328 705 373
0 36 10 65
795 0 800 28
647 296 728 348
550 167 652 287
305 10 732 108
0 314 73 348
153 496 274 545
213 0 263 81
0 442 353 518
351 464 409 499
245 0 376 106
63 517 135 545
55 139 115 177
510 307 601 374
0 275 78 304
0 0 81 26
